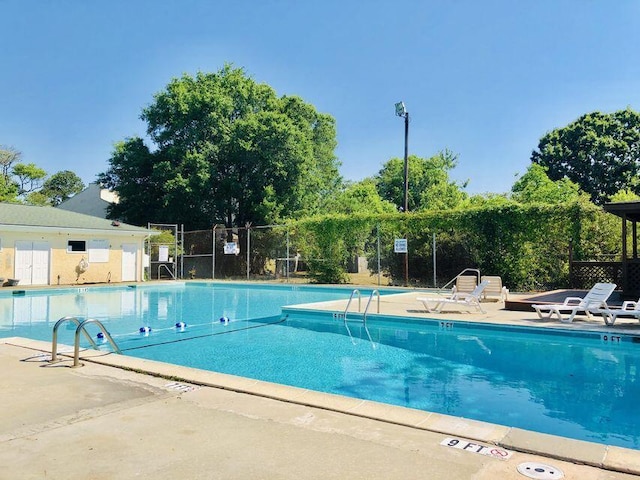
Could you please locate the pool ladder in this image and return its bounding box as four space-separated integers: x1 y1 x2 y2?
50 316 122 368
342 289 379 347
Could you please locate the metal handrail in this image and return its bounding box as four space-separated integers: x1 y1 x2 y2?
343 289 362 321
362 289 380 325
157 263 176 280
439 268 481 293
73 318 121 367
51 316 98 362
342 290 378 349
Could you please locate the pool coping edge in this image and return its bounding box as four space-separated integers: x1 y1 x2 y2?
3 336 639 476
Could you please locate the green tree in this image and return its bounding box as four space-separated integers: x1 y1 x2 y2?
375 150 467 211
99 65 340 229
0 146 84 205
39 170 85 206
13 162 46 196
511 164 586 204
0 146 21 179
24 191 49 206
324 179 396 215
98 137 164 224
0 146 21 202
609 189 640 203
531 108 640 204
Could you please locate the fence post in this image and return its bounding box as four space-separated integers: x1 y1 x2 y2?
246 224 251 280
212 225 216 280
376 223 381 286
568 240 573 287
180 224 184 279
432 232 437 287
286 229 290 282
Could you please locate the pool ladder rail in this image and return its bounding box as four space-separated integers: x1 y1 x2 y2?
342 289 379 348
50 316 122 368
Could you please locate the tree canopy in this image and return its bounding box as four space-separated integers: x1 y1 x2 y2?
40 170 85 206
324 179 397 215
98 65 341 229
531 108 640 205
375 150 467 211
511 164 586 204
0 146 82 205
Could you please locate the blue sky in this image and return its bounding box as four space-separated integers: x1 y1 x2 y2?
2 1 640 195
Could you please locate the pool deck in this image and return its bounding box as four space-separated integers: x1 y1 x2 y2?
2 288 640 479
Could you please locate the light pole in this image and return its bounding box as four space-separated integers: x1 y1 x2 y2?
395 101 409 286
395 101 409 213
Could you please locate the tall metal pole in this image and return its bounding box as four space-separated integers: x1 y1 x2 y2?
403 112 409 214
403 111 409 287
395 101 410 287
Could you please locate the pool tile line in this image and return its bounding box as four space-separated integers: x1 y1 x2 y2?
4 337 639 476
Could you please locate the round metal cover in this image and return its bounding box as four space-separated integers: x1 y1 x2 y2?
517 462 564 479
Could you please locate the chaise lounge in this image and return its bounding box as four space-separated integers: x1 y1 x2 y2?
480 275 509 302
531 282 617 323
591 297 640 326
417 280 490 314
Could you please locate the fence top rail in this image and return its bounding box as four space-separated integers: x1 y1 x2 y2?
571 261 622 265
210 224 287 231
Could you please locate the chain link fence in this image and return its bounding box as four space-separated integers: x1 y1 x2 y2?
145 204 623 292
173 224 475 288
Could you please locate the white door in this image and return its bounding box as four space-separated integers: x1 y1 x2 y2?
31 242 50 285
15 241 50 286
122 244 137 281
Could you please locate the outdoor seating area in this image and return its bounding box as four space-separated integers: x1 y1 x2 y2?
411 274 640 329
531 282 617 323
416 279 490 313
415 271 511 315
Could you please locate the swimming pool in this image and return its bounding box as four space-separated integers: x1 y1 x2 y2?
1 282 638 450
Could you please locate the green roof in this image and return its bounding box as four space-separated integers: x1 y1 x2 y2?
0 203 151 234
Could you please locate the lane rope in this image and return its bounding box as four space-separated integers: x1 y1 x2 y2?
119 315 288 352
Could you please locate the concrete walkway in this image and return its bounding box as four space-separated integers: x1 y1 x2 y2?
2 290 640 479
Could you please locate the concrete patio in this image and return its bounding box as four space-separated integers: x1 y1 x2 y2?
2 289 639 479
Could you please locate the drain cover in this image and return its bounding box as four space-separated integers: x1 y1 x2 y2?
517 462 564 479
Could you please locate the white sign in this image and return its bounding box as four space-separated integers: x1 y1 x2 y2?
394 238 408 253
158 245 169 262
440 437 513 460
224 242 240 255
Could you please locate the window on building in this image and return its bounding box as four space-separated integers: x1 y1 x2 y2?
67 240 86 253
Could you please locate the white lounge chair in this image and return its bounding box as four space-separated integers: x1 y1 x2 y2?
452 275 478 295
592 298 640 326
480 275 509 302
417 280 490 314
532 282 617 323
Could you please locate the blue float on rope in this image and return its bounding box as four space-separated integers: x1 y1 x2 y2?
219 316 229 324
139 326 152 334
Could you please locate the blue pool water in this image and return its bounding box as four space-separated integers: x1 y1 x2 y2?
1 282 639 450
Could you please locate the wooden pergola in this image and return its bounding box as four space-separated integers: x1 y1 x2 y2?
603 201 640 299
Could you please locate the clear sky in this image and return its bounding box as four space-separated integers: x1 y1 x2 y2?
2 1 640 195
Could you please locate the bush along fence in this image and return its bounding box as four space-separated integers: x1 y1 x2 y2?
170 201 620 292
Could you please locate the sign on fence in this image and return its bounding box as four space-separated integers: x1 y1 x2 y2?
394 238 408 253
224 242 240 255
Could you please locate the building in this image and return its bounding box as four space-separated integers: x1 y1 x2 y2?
0 203 154 286
57 183 119 219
